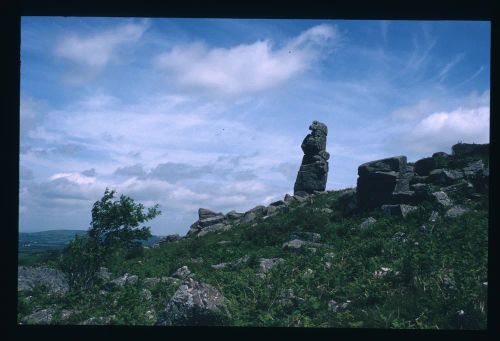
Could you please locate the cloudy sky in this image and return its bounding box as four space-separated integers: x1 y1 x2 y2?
19 18 490 235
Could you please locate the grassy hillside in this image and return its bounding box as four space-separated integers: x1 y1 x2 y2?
18 188 488 328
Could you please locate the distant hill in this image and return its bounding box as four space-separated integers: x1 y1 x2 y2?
19 229 163 251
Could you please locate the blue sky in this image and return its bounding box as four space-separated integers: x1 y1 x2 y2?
19 17 490 235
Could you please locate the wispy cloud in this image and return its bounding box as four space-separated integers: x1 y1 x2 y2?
454 65 485 89
438 53 466 82
54 20 149 81
154 24 339 95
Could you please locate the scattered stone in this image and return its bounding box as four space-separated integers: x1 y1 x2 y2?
97 267 112 282
80 315 114 325
212 255 250 270
21 307 56 324
107 273 138 288
323 252 335 260
445 205 469 218
170 266 192 280
321 208 333 214
217 240 231 245
141 288 153 301
381 204 418 218
155 278 231 326
143 277 161 288
302 268 314 278
392 232 407 243
294 121 329 195
145 309 156 321
282 238 325 251
59 309 78 321
442 276 456 290
429 211 440 223
431 191 453 207
160 277 182 286
359 217 377 230
190 257 204 264
258 257 285 273
18 266 69 294
328 300 351 314
290 231 321 242
277 289 305 307
373 267 394 279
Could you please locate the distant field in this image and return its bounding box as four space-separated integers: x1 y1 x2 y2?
18 230 163 266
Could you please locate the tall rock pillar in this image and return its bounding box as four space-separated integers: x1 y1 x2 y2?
293 121 330 195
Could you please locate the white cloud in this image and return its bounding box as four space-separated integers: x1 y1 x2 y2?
55 21 149 68
154 24 339 95
50 172 96 185
392 99 435 120
405 106 489 153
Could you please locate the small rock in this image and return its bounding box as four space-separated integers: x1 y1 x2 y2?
155 278 231 326
217 240 231 245
22 307 56 324
359 217 377 230
97 267 112 281
290 231 321 242
170 266 192 280
107 273 138 288
442 276 456 290
328 300 350 314
429 211 440 223
145 309 156 321
143 277 161 288
303 268 314 278
258 258 285 273
283 194 297 203
141 288 152 301
321 208 334 214
445 205 469 218
431 191 453 207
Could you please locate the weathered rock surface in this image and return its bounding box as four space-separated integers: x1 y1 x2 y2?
18 266 69 294
187 208 229 236
451 143 489 158
381 204 418 218
211 255 250 270
282 238 326 252
431 191 453 207
170 266 192 280
359 217 377 230
445 205 469 218
21 307 56 324
155 278 230 326
106 273 138 289
259 257 285 273
336 189 358 216
294 121 329 195
356 156 414 210
290 231 321 243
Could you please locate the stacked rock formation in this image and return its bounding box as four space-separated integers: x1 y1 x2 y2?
293 121 330 195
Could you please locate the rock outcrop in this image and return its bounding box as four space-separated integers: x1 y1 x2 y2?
18 266 69 294
356 156 414 210
355 142 488 212
294 121 329 195
155 278 231 326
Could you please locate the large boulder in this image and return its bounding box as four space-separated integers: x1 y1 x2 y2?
155 278 231 326
356 156 415 210
18 266 69 294
414 157 437 176
451 143 489 158
187 208 228 236
336 188 358 216
294 121 329 195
